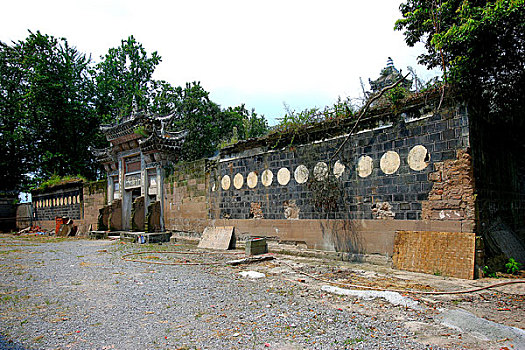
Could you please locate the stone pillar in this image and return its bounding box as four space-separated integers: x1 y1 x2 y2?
157 166 164 231
107 176 114 204
118 159 124 200
119 158 127 230
140 153 146 197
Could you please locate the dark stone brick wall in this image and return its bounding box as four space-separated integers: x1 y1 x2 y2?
210 101 469 222
32 184 83 221
470 113 525 250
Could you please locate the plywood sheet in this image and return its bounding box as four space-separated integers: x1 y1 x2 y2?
198 226 235 250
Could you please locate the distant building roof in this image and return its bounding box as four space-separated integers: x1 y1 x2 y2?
93 112 186 165
369 57 412 93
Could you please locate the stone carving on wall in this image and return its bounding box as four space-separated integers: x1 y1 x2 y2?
261 169 273 187
294 165 309 184
357 155 374 178
247 171 258 188
333 160 345 179
408 145 430 171
277 168 291 185
233 173 244 189
380 151 401 175
221 175 231 190
314 162 328 181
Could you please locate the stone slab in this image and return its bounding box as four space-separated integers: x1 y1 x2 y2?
119 231 171 244
198 226 235 250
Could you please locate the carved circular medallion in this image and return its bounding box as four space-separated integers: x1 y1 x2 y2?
357 155 373 178
380 151 401 175
333 160 345 179
261 169 273 187
233 173 244 189
247 171 258 188
221 175 231 190
294 165 309 184
277 168 291 186
314 162 329 181
407 145 430 171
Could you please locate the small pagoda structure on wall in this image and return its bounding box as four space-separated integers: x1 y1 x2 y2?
93 112 185 232
369 57 413 93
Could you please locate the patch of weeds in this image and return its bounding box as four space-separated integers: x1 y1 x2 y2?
505 258 522 275
344 337 364 345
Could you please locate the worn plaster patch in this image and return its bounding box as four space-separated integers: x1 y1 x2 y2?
277 168 291 186
221 175 231 190
357 155 373 178
294 165 309 184
284 200 300 220
314 162 328 181
247 171 258 188
250 202 263 219
407 145 430 171
380 151 400 175
261 169 273 187
333 160 345 179
233 173 244 189
372 202 395 219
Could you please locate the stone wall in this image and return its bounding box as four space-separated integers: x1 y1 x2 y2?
15 203 32 230
212 103 469 223
393 230 476 279
163 159 208 233
78 180 106 234
0 196 17 232
421 149 475 232
208 97 474 256
32 182 83 231
470 115 525 263
131 196 145 231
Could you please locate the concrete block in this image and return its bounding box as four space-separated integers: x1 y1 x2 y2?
245 238 268 256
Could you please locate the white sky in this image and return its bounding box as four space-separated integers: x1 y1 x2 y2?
1 0 440 125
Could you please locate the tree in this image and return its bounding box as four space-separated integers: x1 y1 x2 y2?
94 35 162 122
395 0 525 123
0 31 103 190
0 41 31 192
222 105 269 140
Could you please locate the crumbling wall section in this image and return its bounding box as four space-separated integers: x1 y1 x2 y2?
164 159 208 234
78 180 106 234
422 149 476 232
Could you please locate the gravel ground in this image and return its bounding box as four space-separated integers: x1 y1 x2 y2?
0 235 522 350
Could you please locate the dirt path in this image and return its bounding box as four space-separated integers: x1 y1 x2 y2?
0 235 523 350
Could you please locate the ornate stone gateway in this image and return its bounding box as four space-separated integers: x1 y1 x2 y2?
93 113 185 231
